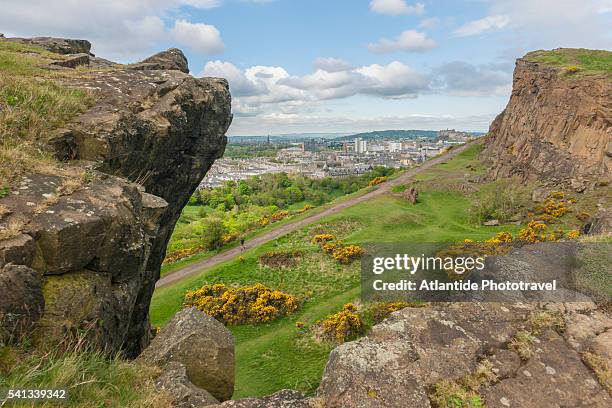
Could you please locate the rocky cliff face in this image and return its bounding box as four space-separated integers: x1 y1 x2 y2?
483 49 611 190
0 38 232 356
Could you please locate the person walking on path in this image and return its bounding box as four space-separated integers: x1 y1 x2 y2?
240 238 246 251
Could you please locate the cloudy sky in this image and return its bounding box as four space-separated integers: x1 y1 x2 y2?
2 0 611 135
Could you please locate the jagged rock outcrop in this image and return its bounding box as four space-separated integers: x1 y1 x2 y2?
0 37 231 355
130 48 190 73
483 49 611 189
5 36 92 55
317 301 611 408
140 308 235 401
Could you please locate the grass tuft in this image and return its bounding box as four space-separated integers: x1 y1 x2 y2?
0 338 171 407
0 39 94 188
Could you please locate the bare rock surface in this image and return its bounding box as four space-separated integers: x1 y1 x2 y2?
317 301 612 408
0 264 44 342
131 48 189 73
483 49 611 188
0 37 231 355
156 361 220 408
210 390 314 408
6 36 92 54
140 308 235 402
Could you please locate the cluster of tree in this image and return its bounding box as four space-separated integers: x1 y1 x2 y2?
189 167 396 212
223 143 291 159
168 168 396 258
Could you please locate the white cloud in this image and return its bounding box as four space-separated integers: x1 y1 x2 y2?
419 17 439 29
313 57 353 72
370 0 425 16
0 0 224 62
431 61 512 97
368 30 436 53
453 14 510 37
170 20 224 54
179 0 221 8
452 1 612 48
201 60 429 116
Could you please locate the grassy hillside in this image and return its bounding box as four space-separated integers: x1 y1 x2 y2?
153 143 579 398
525 48 612 77
0 39 94 188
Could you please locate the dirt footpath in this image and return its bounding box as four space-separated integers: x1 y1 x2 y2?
155 142 475 289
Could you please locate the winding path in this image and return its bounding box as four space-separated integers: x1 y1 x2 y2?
155 142 475 289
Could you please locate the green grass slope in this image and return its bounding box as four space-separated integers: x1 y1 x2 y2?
150 143 534 398
524 48 612 77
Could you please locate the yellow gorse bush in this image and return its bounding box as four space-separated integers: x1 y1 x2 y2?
313 233 364 264
368 176 388 187
222 233 237 244
319 303 364 342
270 210 289 222
566 229 580 239
331 244 365 264
298 204 315 214
543 196 568 218
312 234 335 244
184 283 298 325
518 220 551 243
485 231 514 244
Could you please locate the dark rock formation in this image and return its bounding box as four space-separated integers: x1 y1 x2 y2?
483 49 611 189
156 361 220 407
210 390 314 408
403 186 418 204
0 38 231 356
51 53 90 68
140 308 235 401
584 209 612 235
0 264 44 343
130 48 190 73
6 36 92 55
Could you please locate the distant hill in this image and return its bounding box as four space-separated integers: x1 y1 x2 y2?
333 129 439 141
229 132 351 143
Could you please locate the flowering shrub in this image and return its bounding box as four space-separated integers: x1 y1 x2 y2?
368 176 388 187
485 231 514 244
566 230 580 239
518 220 552 243
321 240 343 254
543 196 568 218
163 246 203 264
331 244 365 264
312 234 335 244
222 233 237 244
259 250 303 268
270 210 289 222
317 303 364 342
564 65 580 74
369 301 424 324
258 216 270 226
298 204 315 214
184 283 298 325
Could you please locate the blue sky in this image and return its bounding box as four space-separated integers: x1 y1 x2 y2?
2 0 611 135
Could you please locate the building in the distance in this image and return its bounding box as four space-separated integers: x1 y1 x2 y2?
354 138 368 154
